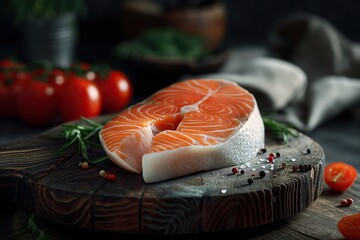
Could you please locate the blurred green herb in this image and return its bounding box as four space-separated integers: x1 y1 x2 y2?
116 28 209 61
263 117 299 143
57 117 108 164
7 0 86 21
28 213 52 240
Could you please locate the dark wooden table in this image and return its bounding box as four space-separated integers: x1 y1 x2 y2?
0 94 359 240
0 178 359 239
0 46 359 239
0 117 359 239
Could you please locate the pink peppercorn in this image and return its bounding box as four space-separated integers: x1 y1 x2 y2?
106 173 116 182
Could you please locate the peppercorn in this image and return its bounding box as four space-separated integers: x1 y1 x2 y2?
292 165 299 172
306 148 311 154
341 199 349 207
346 198 354 206
232 167 239 174
276 152 281 157
280 162 287 169
299 164 305 171
106 173 116 182
240 169 245 175
259 148 267 154
259 170 266 178
99 170 107 178
247 178 254 185
340 198 354 207
80 161 89 170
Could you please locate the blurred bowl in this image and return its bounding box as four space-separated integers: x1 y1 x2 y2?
122 48 229 91
121 0 227 50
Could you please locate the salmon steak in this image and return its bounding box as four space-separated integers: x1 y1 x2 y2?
99 79 264 183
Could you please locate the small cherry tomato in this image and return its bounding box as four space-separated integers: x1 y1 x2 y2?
0 59 24 70
96 70 132 113
18 80 56 126
32 68 67 93
0 81 15 117
338 213 360 240
31 68 67 111
58 76 102 122
0 72 31 118
324 162 357 192
70 62 96 81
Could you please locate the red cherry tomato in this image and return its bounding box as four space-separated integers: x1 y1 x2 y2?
0 72 30 118
0 81 15 117
70 62 96 81
0 59 24 70
31 68 67 111
338 213 360 240
18 80 56 126
58 76 102 122
32 68 67 93
324 162 357 192
96 70 132 113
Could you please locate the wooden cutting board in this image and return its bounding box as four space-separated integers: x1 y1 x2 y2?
0 117 324 234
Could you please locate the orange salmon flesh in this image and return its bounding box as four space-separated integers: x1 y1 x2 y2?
99 79 265 183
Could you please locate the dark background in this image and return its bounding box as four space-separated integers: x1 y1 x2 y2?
0 2 359 238
1 0 360 61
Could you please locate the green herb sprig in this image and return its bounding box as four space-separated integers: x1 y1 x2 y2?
57 117 108 164
263 117 299 143
116 28 209 61
7 0 86 21
28 213 53 240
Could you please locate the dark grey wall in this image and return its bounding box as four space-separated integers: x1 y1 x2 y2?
1 0 360 56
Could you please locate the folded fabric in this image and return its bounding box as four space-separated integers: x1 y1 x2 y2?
199 57 306 112
197 13 360 132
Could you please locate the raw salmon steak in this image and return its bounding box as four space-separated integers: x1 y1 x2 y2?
99 79 264 183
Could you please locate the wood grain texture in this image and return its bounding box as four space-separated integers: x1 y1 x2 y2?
6 179 359 239
0 122 325 234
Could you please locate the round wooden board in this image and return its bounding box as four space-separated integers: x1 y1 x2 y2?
0 121 324 234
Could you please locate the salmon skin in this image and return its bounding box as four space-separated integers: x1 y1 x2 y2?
99 79 264 183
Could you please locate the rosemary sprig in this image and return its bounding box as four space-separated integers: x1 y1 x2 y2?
263 117 299 143
57 117 108 164
28 213 53 240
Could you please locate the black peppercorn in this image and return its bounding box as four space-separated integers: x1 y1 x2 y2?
247 178 254 185
299 164 305 171
259 148 267 154
259 170 266 178
240 169 245 175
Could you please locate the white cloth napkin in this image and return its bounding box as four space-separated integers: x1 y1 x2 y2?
198 13 360 132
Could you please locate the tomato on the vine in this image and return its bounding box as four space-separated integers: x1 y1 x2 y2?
31 68 67 111
0 59 28 81
0 59 24 70
0 71 30 118
324 162 357 192
70 62 96 81
0 80 14 117
58 75 102 122
32 68 67 93
17 80 56 126
96 70 132 113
